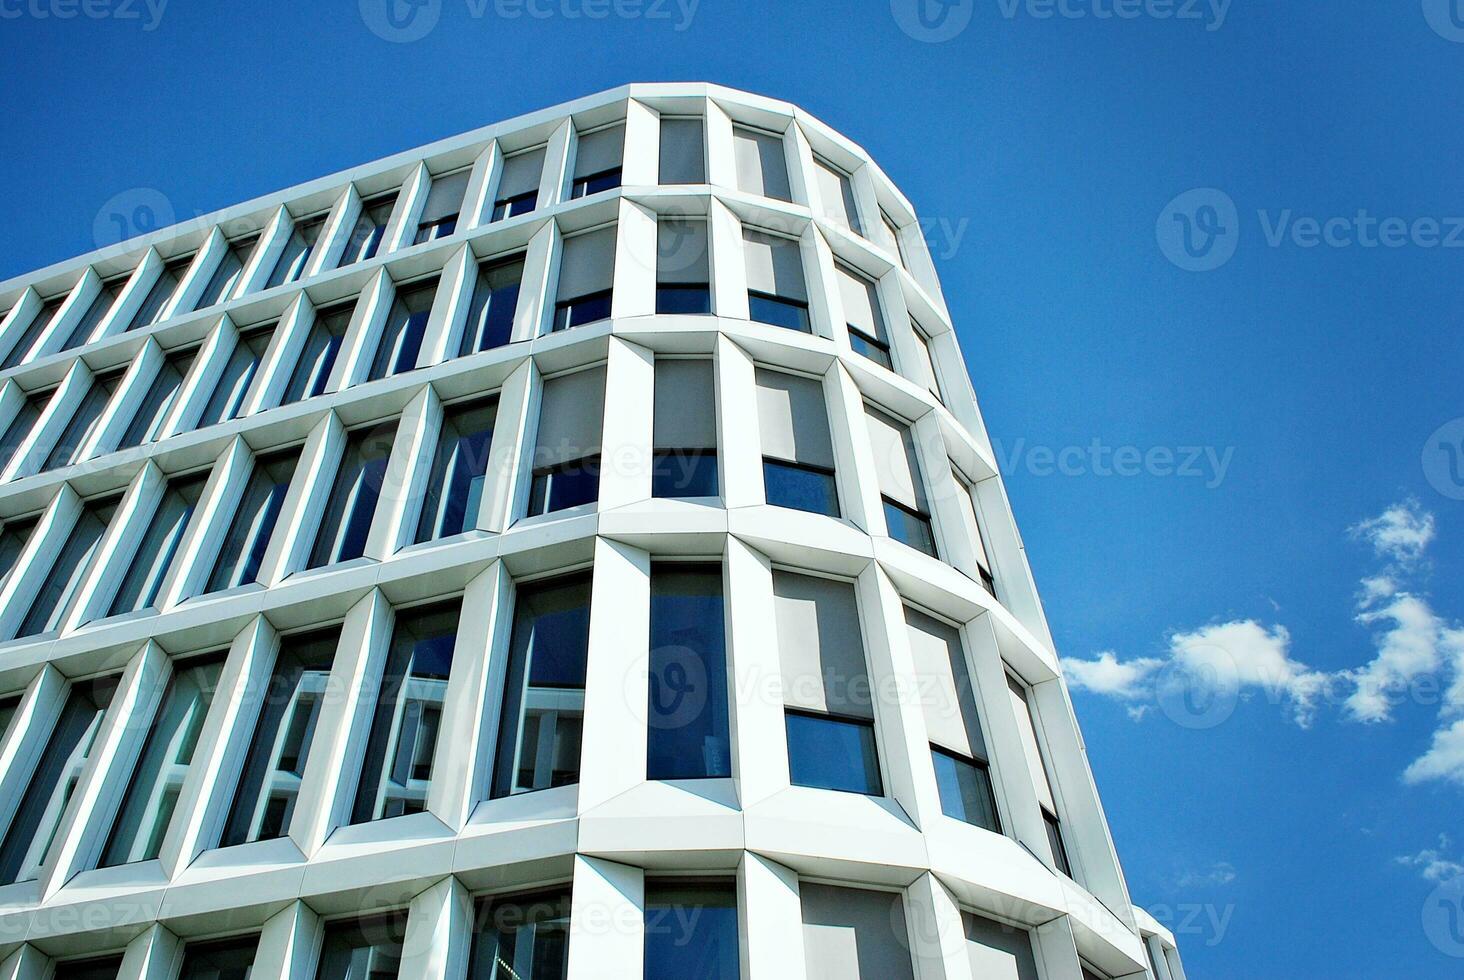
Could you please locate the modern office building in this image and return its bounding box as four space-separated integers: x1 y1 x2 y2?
0 84 1186 979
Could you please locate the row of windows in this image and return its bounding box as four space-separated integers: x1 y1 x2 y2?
0 356 996 646
0 557 1066 896
0 212 948 493
0 108 917 375
38 878 1086 980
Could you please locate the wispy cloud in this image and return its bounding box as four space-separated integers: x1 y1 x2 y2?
1397 836 1464 883
1350 499 1435 564
1176 862 1238 888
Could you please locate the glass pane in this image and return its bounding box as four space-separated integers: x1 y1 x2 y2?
282 303 353 404
206 451 297 593
1 297 63 370
849 329 893 369
492 575 591 798
467 891 571 980
307 423 398 569
100 656 223 867
340 195 397 267
126 259 190 332
43 370 124 471
785 710 882 795
884 500 937 557
194 238 254 310
655 285 711 315
368 280 437 381
0 516 37 588
763 460 839 518
1045 810 1072 877
198 326 273 427
647 567 730 781
61 281 122 352
550 291 613 333
645 883 739 980
351 602 459 823
19 498 118 638
179 935 257 980
109 472 209 615
0 697 19 745
491 191 537 222
54 956 124 980
0 675 118 884
459 259 523 356
526 457 600 517
0 393 45 473
415 399 496 543
651 451 718 499
316 913 409 980
932 747 1000 833
118 349 197 449
222 630 337 846
267 218 324 289
747 292 809 332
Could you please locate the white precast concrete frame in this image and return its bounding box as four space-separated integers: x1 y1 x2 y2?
0 84 1185 980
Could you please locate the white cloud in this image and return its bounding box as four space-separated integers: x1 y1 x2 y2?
1346 593 1447 723
1350 499 1435 564
1176 862 1237 888
1397 836 1464 882
1062 651 1162 699
1404 719 1464 789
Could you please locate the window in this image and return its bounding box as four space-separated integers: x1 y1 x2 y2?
351 601 459 822
814 156 863 235
99 654 223 867
368 278 438 381
552 226 616 332
0 696 18 745
881 210 909 269
775 571 881 795
491 146 545 221
117 345 197 448
220 629 336 847
414 169 471 244
197 323 274 427
340 192 398 266
656 218 711 315
107 471 210 616
648 566 730 780
836 263 891 369
645 882 739 980
193 235 258 310
416 398 496 542
266 215 326 288
742 229 809 331
178 936 257 980
527 367 604 517
281 300 353 404
0 388 50 473
800 884 914 980
316 913 408 980
61 276 126 351
659 116 706 184
865 407 937 557
0 516 37 589
652 359 718 498
907 608 999 832
53 956 124 980
732 125 791 202
571 123 625 198
1006 672 1071 877
954 472 997 597
491 574 590 798
126 255 194 332
306 421 398 569
0 675 117 884
17 495 118 638
964 912 1039 980
756 369 839 517
460 256 523 355
1 294 65 370
41 366 126 472
467 890 571 979
909 320 943 402
204 449 297 593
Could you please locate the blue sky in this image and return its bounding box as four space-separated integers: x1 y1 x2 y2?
2 0 1462 974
